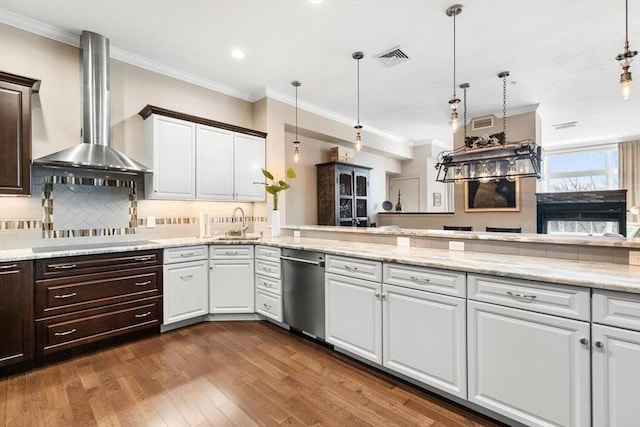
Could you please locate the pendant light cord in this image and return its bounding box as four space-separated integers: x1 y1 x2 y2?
295 85 298 140
357 57 360 126
625 0 629 43
453 12 457 97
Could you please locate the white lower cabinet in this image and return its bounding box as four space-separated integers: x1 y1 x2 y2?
209 245 254 314
592 290 640 427
382 283 467 398
254 245 282 321
468 300 591 427
325 272 382 364
163 246 209 325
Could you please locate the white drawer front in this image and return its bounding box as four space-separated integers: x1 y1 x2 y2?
593 290 640 332
255 258 281 279
468 274 590 321
255 275 282 295
256 289 282 321
255 245 281 261
326 255 382 282
164 245 208 264
209 245 254 259
383 263 466 297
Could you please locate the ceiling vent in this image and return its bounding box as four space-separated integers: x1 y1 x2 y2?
376 47 410 67
471 115 494 131
553 121 578 130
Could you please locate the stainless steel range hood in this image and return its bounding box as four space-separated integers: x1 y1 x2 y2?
34 31 151 174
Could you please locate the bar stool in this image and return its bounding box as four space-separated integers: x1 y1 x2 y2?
486 227 521 233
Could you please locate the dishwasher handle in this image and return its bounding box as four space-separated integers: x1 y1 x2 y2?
280 255 325 267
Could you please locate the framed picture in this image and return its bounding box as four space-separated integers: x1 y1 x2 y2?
465 179 520 212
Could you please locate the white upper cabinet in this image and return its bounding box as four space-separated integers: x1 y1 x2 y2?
196 124 234 200
234 133 265 201
144 115 196 200
140 106 266 201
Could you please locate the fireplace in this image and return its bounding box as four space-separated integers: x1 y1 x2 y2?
536 190 627 236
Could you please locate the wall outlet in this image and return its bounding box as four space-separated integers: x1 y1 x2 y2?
397 237 410 247
146 216 156 228
293 230 301 238
449 241 465 251
630 251 640 266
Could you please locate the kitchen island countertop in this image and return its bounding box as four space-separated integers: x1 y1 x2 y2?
1 235 638 294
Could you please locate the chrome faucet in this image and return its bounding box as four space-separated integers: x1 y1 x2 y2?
232 207 249 237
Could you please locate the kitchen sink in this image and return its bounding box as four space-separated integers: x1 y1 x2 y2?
216 236 261 241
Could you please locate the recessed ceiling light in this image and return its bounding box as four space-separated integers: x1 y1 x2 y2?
231 49 245 59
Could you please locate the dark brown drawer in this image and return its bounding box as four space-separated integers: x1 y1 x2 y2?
35 250 162 280
35 266 161 318
35 297 161 356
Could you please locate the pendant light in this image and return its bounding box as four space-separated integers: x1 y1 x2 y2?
352 51 364 151
446 4 463 132
291 80 302 163
435 71 541 183
616 0 638 99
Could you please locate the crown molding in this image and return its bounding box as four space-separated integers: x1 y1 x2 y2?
0 8 80 46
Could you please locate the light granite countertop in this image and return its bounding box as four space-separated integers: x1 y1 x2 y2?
0 235 638 294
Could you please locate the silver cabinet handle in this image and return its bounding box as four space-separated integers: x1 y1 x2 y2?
262 267 272 272
54 292 77 299
225 251 239 255
410 275 430 283
54 328 77 336
375 292 381 299
263 303 272 310
52 264 77 270
507 291 537 300
135 311 152 318
134 256 153 262
134 280 152 286
180 274 194 280
180 252 195 257
579 338 589 345
344 265 359 271
381 293 387 300
0 264 18 270
595 341 604 348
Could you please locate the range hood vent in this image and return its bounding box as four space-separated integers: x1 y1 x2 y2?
33 31 151 174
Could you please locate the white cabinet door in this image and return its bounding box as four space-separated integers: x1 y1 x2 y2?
468 300 590 427
209 259 255 314
145 115 196 199
383 284 467 398
163 260 208 325
196 124 234 200
234 133 265 201
325 272 382 364
592 324 640 427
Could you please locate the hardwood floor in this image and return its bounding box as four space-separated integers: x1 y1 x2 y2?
1 321 504 426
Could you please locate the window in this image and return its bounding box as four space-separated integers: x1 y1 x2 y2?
542 145 620 236
543 145 618 192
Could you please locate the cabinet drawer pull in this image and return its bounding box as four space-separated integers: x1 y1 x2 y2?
134 256 154 262
52 264 77 270
180 252 195 257
0 264 18 270
594 341 604 348
579 337 589 345
262 267 272 272
54 292 77 299
135 311 152 318
54 328 77 336
263 282 273 288
180 274 194 280
507 291 537 300
344 265 358 271
134 280 152 286
263 303 272 310
410 275 430 283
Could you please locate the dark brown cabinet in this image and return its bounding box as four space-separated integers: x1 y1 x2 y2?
34 250 162 357
0 72 40 195
316 162 371 227
0 261 33 368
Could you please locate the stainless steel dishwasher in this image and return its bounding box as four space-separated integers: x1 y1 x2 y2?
281 248 326 340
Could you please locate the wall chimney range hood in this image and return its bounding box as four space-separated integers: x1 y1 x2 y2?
33 31 151 174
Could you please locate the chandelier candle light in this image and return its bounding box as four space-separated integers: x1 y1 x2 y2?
446 4 463 132
292 80 302 162
353 51 364 151
435 71 541 183
616 0 637 99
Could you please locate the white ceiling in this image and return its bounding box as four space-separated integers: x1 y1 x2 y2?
1 0 639 152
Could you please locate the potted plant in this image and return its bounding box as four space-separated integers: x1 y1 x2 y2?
261 167 296 237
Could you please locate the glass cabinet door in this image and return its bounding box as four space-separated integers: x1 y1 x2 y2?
339 172 353 197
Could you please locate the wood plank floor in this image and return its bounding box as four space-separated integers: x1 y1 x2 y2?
1 321 505 426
